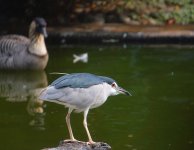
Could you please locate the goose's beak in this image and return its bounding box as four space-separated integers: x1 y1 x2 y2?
37 26 48 38
41 27 48 38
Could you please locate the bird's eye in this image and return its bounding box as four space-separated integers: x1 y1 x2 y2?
111 83 116 87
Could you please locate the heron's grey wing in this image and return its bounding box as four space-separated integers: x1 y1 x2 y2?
39 84 102 110
39 86 84 109
51 73 104 89
0 35 29 68
39 86 65 100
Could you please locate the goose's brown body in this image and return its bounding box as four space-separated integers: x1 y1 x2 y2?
0 18 48 70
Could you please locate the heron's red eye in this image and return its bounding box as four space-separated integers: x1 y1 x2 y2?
111 83 116 87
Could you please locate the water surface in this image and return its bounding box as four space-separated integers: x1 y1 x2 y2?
0 45 194 150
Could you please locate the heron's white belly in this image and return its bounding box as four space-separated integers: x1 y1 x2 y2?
61 84 108 110
40 83 110 111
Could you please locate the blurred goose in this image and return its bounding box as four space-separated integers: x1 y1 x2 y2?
0 17 48 70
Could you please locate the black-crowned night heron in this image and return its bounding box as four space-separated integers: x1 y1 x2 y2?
39 73 131 144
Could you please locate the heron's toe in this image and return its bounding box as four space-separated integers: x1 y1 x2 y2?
63 139 77 142
87 140 96 145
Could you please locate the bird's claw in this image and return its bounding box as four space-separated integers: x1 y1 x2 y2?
63 139 78 143
87 141 96 145
63 139 95 145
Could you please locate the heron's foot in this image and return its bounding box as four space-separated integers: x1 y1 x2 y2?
63 138 77 142
87 140 96 145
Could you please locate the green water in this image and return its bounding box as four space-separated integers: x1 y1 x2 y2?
0 45 194 150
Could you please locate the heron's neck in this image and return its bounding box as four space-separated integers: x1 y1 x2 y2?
29 34 47 56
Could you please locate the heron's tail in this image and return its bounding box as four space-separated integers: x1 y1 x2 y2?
38 88 47 101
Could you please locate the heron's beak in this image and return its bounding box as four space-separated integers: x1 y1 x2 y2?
117 86 132 96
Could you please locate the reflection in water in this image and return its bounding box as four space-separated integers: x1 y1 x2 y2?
27 96 46 130
0 71 47 102
0 71 48 130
